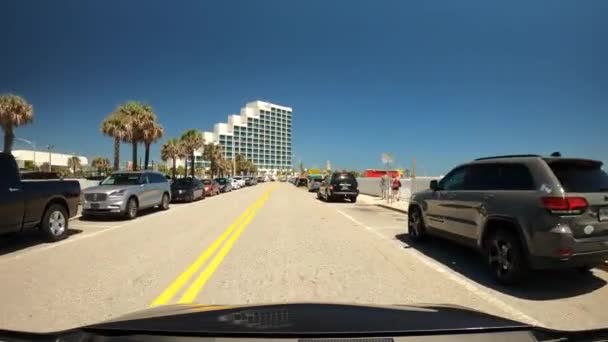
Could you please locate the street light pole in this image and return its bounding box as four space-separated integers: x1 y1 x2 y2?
47 145 54 172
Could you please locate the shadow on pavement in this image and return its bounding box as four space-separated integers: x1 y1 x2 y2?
0 229 83 256
78 207 165 222
395 233 607 301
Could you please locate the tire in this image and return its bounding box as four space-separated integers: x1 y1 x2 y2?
160 193 170 210
408 207 426 242
351 196 357 203
187 193 194 203
577 265 594 273
125 197 138 220
486 229 529 285
40 204 69 242
316 191 321 200
325 191 333 202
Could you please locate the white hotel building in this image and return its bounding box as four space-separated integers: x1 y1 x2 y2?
185 101 293 175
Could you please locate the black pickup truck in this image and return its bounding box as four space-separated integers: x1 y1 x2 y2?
0 153 81 241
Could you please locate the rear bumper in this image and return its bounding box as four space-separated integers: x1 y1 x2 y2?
171 193 193 201
529 229 608 269
530 250 608 269
330 191 358 197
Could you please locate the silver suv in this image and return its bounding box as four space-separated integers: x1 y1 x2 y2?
82 171 171 219
408 154 608 284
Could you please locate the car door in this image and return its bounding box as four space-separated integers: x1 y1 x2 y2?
0 177 24 234
195 179 204 198
427 166 468 232
149 173 165 205
138 173 154 208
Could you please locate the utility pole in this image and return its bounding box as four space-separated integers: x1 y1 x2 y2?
47 145 54 172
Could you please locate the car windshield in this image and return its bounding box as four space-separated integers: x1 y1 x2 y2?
100 174 141 185
549 161 608 193
172 178 193 186
3 0 607 336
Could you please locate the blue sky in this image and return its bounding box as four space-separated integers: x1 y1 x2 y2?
2 0 607 175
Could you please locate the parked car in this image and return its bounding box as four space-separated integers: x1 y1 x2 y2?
408 154 608 285
170 177 204 202
295 177 308 187
245 177 255 186
202 179 221 196
82 171 171 219
257 176 265 183
215 177 232 192
318 172 358 202
309 178 322 192
271 175 277 181
230 178 241 190
0 153 81 241
233 176 246 188
279 176 287 182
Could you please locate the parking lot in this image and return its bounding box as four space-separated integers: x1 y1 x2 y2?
1 182 608 332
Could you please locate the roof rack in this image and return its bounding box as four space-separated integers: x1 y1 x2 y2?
475 154 541 161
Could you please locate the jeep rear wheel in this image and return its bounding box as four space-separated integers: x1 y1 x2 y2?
486 229 528 285
408 207 426 242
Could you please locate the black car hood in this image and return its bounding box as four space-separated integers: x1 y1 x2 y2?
84 303 530 336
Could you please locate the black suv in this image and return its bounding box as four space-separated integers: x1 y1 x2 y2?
408 154 608 284
318 172 359 202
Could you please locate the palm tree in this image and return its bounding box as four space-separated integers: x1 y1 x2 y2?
178 138 189 177
91 157 110 174
67 156 81 175
161 138 182 180
118 101 157 171
0 94 34 153
202 143 224 178
180 129 204 178
142 121 164 169
100 111 129 171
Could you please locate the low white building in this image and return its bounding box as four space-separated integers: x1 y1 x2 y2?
12 149 88 168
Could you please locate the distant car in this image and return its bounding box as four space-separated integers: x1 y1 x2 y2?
233 176 246 187
279 176 287 182
271 175 277 181
257 176 265 183
82 171 171 219
245 177 256 186
408 154 608 285
308 179 322 192
202 179 221 196
171 177 204 202
230 178 241 189
318 172 359 202
295 177 308 187
215 177 232 192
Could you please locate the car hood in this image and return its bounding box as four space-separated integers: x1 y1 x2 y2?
83 302 529 335
83 185 134 193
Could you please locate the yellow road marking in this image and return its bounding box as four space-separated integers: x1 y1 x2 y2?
178 191 271 303
150 187 274 307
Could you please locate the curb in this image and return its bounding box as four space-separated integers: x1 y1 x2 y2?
375 204 408 214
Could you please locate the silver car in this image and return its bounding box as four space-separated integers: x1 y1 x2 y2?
82 171 171 219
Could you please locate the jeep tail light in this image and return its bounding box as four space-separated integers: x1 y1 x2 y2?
542 197 588 214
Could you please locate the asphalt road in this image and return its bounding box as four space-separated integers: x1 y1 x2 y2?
1 183 608 332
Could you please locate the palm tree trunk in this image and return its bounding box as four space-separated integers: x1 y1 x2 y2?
113 137 120 171
184 157 188 178
132 142 138 171
190 153 195 178
3 129 14 153
172 158 176 180
144 142 151 170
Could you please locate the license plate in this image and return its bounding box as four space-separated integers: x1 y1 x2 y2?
90 203 100 210
599 207 608 222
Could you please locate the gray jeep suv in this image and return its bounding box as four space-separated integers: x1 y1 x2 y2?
408 154 608 284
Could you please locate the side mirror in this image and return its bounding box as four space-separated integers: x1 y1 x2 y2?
430 180 439 191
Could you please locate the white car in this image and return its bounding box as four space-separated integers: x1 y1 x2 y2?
230 178 241 190
233 176 246 188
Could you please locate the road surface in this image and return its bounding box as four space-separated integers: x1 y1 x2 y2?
0 183 607 332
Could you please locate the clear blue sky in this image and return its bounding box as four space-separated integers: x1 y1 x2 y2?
2 0 607 175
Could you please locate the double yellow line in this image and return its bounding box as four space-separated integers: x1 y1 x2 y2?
150 186 274 307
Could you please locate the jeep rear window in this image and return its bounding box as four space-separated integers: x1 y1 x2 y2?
548 161 608 193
